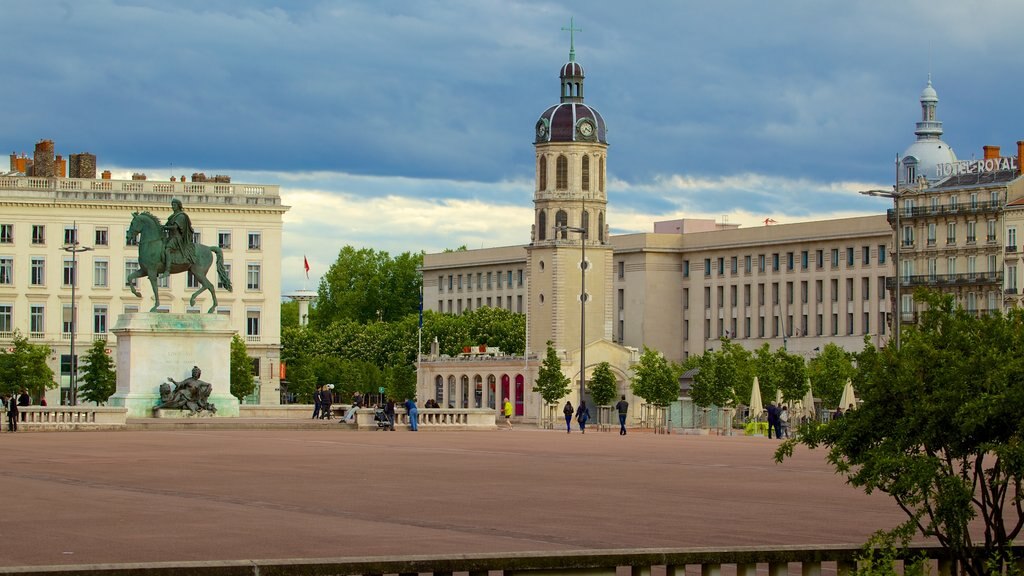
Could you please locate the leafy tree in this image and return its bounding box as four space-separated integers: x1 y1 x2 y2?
533 341 571 404
280 300 300 330
777 291 1024 576
806 342 855 408
690 339 753 408
630 347 677 406
0 331 55 397
587 361 617 406
77 339 116 405
314 246 422 326
385 363 417 402
229 334 256 401
753 343 808 403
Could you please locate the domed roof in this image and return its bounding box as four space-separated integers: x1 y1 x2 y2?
902 140 956 182
561 61 584 78
536 103 607 144
920 80 938 102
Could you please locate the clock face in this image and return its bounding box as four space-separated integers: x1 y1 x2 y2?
536 121 548 139
578 120 594 137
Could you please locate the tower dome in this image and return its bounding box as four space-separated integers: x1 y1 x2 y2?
900 75 956 185
534 30 607 145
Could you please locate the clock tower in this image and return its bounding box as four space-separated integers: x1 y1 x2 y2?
526 29 613 382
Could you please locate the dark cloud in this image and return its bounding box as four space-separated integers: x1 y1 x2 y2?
4 0 1022 192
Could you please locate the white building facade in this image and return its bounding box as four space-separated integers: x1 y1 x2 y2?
0 171 288 405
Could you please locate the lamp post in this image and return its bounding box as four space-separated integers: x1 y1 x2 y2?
859 154 902 351
556 223 587 404
62 222 93 405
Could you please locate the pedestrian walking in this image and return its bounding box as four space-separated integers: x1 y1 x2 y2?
575 400 591 434
614 395 629 436
385 398 396 431
562 401 574 434
780 405 790 438
6 394 19 432
503 397 513 430
311 385 322 419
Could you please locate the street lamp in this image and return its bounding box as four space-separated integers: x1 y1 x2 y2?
859 154 902 351
555 222 587 405
62 221 93 405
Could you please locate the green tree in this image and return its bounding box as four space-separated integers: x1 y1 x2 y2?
753 343 808 403
77 339 116 405
533 341 571 405
280 299 299 330
0 331 55 397
806 342 855 408
691 339 753 408
777 291 1024 576
630 347 677 406
314 246 422 326
385 363 417 402
587 361 617 406
229 334 256 401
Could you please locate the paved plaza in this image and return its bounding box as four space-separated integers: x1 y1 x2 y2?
0 426 906 568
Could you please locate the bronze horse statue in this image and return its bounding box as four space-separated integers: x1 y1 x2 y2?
125 211 232 313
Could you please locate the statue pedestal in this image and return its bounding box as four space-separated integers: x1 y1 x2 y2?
109 313 240 418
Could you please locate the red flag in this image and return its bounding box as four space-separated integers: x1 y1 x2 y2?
303 255 310 279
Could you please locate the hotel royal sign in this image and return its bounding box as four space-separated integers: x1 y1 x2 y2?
938 156 1019 177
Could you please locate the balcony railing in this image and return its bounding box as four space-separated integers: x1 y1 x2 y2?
886 271 1004 291
0 176 282 206
886 199 1002 224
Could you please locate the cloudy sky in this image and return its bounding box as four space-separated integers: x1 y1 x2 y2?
4 1 1022 294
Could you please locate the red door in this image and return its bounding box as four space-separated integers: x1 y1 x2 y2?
514 375 525 416
501 375 510 410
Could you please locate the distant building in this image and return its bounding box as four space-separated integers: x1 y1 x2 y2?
0 144 288 405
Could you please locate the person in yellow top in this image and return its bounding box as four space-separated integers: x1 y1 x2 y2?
503 397 513 430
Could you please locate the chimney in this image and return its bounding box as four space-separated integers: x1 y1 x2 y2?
55 155 67 178
9 153 15 172
1018 141 1024 176
984 145 1000 160
101 170 112 180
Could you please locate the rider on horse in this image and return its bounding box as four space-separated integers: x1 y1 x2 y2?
162 198 198 280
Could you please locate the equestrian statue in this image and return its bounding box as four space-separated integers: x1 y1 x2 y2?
126 198 232 313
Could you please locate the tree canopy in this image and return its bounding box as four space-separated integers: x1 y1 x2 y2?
806 342 855 408
630 347 677 406
587 361 617 406
533 341 571 405
77 339 116 405
777 291 1024 575
230 334 256 401
313 246 422 326
0 331 55 397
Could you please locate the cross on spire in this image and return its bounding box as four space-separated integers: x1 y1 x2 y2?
561 16 582 62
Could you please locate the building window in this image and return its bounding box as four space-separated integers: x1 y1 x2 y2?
683 260 689 278
878 245 886 264
816 280 823 302
556 155 568 190
538 156 547 190
555 210 567 239
731 256 738 275
927 223 936 246
744 255 751 274
1008 265 1018 292
816 250 824 269
902 225 914 247
248 232 261 250
863 277 870 300
538 211 547 241
846 278 854 301
862 246 870 264
192 230 201 244
93 305 108 334
126 228 139 246
846 247 854 267
987 219 997 243
947 222 956 245
717 257 725 276
246 309 261 340
218 231 231 249
581 155 590 191
32 225 45 245
125 259 140 285
507 270 513 287
966 221 976 244
95 227 108 246
801 251 808 270
1009 227 1018 250
598 211 605 242
247 263 261 290
758 254 766 273
581 211 590 240
0 304 11 334
30 305 44 336
831 249 840 268
772 253 779 272
787 252 794 271
93 259 108 288
63 257 76 287
599 157 605 192
0 257 11 285
704 258 711 277
487 272 493 289
0 224 11 244
64 226 78 246
187 270 201 289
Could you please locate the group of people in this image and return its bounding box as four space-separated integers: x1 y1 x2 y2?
560 395 631 436
764 403 790 439
311 385 335 419
1 390 31 432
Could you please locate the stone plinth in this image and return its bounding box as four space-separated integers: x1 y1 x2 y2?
110 313 240 418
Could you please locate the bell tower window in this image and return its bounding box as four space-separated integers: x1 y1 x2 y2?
598 211 605 242
582 210 590 240
581 156 590 191
599 157 605 192
538 156 547 191
556 210 568 239
538 211 547 241
556 155 568 190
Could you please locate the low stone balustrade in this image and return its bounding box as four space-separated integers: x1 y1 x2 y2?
354 407 496 430
13 406 127 430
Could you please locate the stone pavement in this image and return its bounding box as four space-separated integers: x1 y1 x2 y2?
0 427 906 568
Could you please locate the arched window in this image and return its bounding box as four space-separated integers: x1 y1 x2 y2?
599 157 605 192
598 211 605 242
582 210 590 240
556 210 568 239
448 376 456 408
556 155 568 190
435 376 444 405
581 155 590 191
460 375 470 408
538 211 547 241
538 155 547 191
